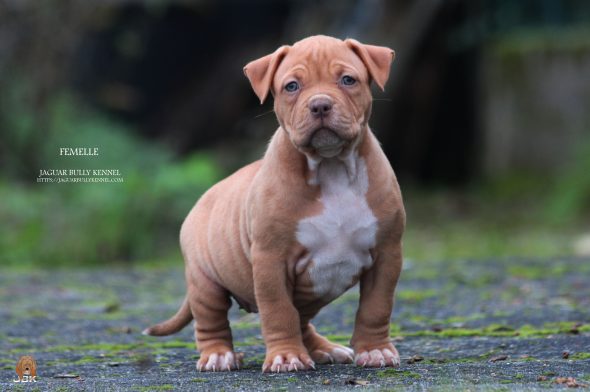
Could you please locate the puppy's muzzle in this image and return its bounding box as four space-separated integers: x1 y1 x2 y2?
310 128 342 149
309 95 333 119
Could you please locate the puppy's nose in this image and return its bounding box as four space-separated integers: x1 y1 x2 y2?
308 96 333 118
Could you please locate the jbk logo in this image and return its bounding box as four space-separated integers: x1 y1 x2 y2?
14 355 37 383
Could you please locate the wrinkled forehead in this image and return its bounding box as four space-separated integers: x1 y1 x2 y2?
274 38 368 82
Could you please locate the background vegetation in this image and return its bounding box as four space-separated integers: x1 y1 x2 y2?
0 0 589 267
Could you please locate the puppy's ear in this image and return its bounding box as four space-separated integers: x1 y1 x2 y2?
15 358 23 377
29 357 37 377
345 39 395 91
243 45 290 104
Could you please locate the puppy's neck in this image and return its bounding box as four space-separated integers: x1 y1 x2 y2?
305 148 360 186
265 126 368 187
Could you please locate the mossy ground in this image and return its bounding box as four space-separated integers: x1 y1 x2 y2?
1 257 589 391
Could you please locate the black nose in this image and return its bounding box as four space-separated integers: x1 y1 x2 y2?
308 96 333 118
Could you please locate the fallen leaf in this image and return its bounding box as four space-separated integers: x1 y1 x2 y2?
489 355 508 363
107 326 133 334
490 325 515 332
407 355 424 364
537 376 548 381
554 377 587 388
569 323 582 334
345 378 370 386
103 301 120 313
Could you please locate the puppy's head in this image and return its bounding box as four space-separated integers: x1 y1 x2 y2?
244 35 394 158
16 356 36 378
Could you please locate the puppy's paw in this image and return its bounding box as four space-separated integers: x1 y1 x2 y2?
310 343 354 364
262 348 315 373
197 349 243 372
354 343 400 368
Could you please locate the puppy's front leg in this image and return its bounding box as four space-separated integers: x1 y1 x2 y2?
351 241 403 367
252 246 315 372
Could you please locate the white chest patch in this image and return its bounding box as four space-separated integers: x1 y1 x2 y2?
296 155 377 299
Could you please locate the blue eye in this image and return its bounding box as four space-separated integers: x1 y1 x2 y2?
341 75 356 86
285 81 300 92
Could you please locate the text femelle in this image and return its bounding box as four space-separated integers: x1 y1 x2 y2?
60 147 98 156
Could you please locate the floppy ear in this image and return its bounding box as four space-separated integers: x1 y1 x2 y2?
15 358 23 377
345 38 395 91
243 45 290 104
30 357 37 377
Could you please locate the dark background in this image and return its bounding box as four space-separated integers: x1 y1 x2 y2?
1 0 589 266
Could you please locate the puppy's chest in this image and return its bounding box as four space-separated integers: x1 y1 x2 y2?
296 157 377 299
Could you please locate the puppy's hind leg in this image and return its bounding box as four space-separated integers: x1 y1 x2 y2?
302 323 354 364
189 268 243 372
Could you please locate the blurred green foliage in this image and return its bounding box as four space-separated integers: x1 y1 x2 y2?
1 86 588 266
403 140 590 262
493 26 590 56
0 92 221 266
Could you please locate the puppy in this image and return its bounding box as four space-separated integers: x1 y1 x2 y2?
144 35 405 373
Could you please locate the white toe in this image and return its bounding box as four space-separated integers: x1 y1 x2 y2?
205 353 219 371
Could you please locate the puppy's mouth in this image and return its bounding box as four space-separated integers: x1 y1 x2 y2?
309 128 345 158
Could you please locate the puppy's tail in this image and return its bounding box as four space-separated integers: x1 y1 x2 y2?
142 296 193 336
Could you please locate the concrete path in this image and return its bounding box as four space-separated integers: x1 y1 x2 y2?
1 257 589 391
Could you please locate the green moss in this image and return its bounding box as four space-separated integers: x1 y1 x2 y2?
388 321 588 339
389 323 402 335
158 340 193 349
517 356 537 362
571 352 590 360
71 355 102 365
377 369 421 379
323 334 350 345
231 321 260 330
544 321 588 333
6 337 29 345
27 309 49 318
234 336 264 347
441 314 486 324
247 353 266 364
132 386 174 391
396 289 437 303
507 264 567 279
401 327 511 338
332 291 360 304
192 378 208 383
46 342 142 353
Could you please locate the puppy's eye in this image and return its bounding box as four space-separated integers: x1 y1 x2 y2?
284 81 300 92
341 75 356 86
